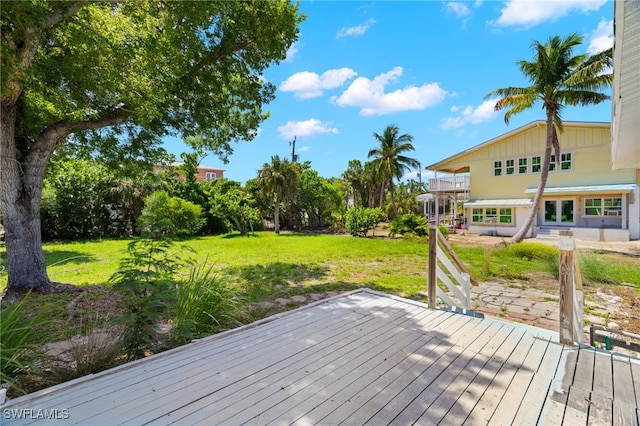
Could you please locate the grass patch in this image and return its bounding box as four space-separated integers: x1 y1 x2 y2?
545 250 640 286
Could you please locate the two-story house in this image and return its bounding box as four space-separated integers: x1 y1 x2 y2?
426 121 640 241
153 162 224 182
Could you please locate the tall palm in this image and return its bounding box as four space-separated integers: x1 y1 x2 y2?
368 125 420 217
257 155 300 234
486 33 612 243
341 159 364 208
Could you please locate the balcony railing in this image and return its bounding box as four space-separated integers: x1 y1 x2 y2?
428 175 470 192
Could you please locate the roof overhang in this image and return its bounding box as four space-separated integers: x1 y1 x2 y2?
464 198 533 208
611 0 640 170
524 183 638 196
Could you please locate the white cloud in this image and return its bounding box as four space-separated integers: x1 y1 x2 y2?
440 99 499 130
277 119 339 139
280 68 357 99
298 146 312 153
587 18 613 55
336 19 377 38
284 41 301 62
446 2 471 19
332 67 447 116
492 0 607 28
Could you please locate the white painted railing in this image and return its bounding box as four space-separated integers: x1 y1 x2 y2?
428 175 470 192
427 225 477 311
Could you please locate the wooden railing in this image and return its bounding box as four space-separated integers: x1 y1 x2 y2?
559 231 584 345
428 175 470 192
427 225 477 311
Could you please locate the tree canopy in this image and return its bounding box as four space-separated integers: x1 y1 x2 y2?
0 0 303 296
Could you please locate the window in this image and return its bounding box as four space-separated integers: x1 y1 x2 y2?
205 171 217 181
494 161 502 176
549 154 556 172
561 153 572 170
472 208 484 223
471 207 513 225
499 208 513 223
518 158 528 174
505 159 515 175
585 197 622 216
485 208 497 223
531 156 541 173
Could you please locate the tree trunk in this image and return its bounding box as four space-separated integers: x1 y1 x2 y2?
274 199 280 234
0 104 56 298
390 180 398 218
509 112 556 244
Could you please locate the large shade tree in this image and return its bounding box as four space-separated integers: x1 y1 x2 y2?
486 33 612 243
0 1 303 297
368 125 420 217
257 155 300 234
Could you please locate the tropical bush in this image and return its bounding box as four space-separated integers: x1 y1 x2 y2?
389 214 428 237
345 207 386 237
138 191 203 238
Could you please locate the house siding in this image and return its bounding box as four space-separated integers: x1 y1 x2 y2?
428 122 640 241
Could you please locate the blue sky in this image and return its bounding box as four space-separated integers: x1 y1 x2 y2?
167 0 614 184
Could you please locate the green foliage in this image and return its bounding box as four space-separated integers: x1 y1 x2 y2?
545 252 640 286
368 125 420 216
438 224 450 240
389 214 428 237
0 295 46 396
345 207 386 237
505 242 559 261
138 191 203 238
1 0 303 294
41 159 113 240
257 155 301 233
295 163 343 229
110 238 188 360
171 262 245 344
210 184 260 235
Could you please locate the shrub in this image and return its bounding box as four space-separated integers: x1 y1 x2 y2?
110 237 188 360
506 242 558 261
138 191 203 238
171 262 245 344
0 295 45 397
438 224 450 240
46 331 123 384
345 207 386 237
389 214 428 237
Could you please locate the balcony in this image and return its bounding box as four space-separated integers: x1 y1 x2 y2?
428 175 470 192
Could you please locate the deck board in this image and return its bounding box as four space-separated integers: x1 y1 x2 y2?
1 289 638 426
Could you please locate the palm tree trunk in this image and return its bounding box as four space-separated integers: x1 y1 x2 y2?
390 181 398 218
509 113 556 243
379 180 385 209
274 200 280 234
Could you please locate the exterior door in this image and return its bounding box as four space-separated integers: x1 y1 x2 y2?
543 199 574 225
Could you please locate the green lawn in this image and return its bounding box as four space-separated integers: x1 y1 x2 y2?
2 233 639 300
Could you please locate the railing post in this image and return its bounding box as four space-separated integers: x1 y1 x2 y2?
428 225 437 309
559 230 577 345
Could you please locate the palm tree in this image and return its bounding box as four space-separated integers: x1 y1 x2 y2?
257 155 300 234
368 125 420 217
341 159 364 208
486 33 612 243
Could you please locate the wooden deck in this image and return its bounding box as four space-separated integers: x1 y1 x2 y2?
2 289 639 425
